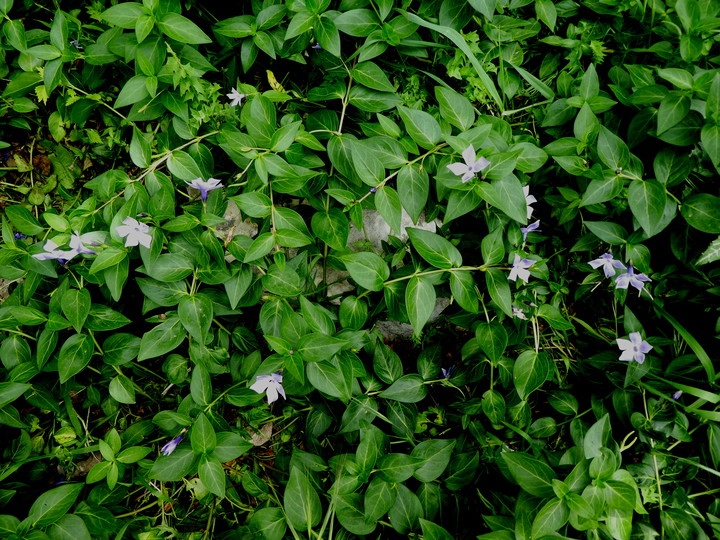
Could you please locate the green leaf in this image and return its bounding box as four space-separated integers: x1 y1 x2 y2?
144 253 194 282
397 106 441 150
378 453 421 483
681 194 720 233
137 317 186 361
284 468 322 532
61 288 91 333
412 439 455 482
485 268 513 317
130 127 151 168
373 343 402 383
406 275 436 338
0 382 30 408
701 124 720 166
297 334 346 363
109 375 135 404
89 247 127 274
419 519 454 540
47 513 91 540
364 477 397 521
58 334 93 383
348 86 402 112
628 179 670 237
149 447 197 481
178 294 213 343
379 374 427 403
311 208 349 251
191 412 216 454
101 2 148 28
535 0 557 30
597 126 629 171
190 365 212 406
697 236 720 266
407 228 462 269
501 452 557 498
482 389 506 425
513 350 551 400
388 483 422 534
375 186 402 235
475 321 507 361
249 507 287 540
2 71 42 98
213 432 253 462
6 206 43 235
585 221 628 245
307 360 352 401
342 252 389 291
537 304 574 331
449 270 478 313
475 175 527 224
397 164 429 224
167 150 204 181
28 483 83 527
114 75 149 108
335 9 380 36
315 15 340 56
531 498 569 537
199 455 225 497
157 12 211 44
353 61 395 92
435 86 475 131
657 93 690 135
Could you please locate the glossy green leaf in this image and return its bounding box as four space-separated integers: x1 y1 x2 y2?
61 288 91 333
397 106 441 150
379 374 427 403
58 334 93 383
137 317 186 361
283 468 322 532
342 252 389 291
501 452 557 498
513 350 551 400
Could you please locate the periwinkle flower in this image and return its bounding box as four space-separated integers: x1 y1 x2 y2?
14 233 27 240
441 366 454 379
617 332 652 363
512 306 528 320
250 372 286 404
523 186 537 220
520 220 541 241
186 177 223 202
32 239 74 262
116 217 152 248
589 252 627 278
615 265 651 292
227 87 246 107
671 390 683 400
160 435 183 456
446 145 490 183
69 230 98 256
508 253 535 283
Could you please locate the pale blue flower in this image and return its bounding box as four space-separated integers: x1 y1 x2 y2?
671 390 683 400
69 231 98 255
589 252 627 278
512 306 527 320
520 220 541 241
441 366 454 379
617 332 652 363
447 145 490 183
523 186 537 220
615 265 651 292
186 177 223 202
32 239 74 262
227 87 246 107
508 253 535 283
116 217 152 248
250 372 286 404
161 435 183 456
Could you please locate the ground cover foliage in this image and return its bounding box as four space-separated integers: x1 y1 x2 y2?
0 0 720 537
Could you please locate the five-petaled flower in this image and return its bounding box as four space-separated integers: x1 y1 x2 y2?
523 186 537 220
69 231 98 256
186 177 223 202
615 264 651 292
161 435 183 456
520 220 541 242
116 217 152 248
227 87 246 107
446 145 490 183
250 372 286 404
32 239 74 262
512 306 528 320
617 332 652 364
508 253 535 283
589 252 627 278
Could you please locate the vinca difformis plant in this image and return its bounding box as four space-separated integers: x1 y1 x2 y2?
0 0 719 538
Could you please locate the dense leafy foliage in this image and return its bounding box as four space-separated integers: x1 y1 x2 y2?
1 0 719 538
